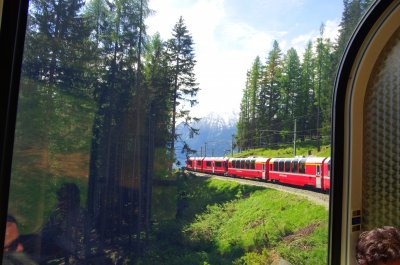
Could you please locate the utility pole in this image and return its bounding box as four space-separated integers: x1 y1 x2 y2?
204 142 207 157
316 23 324 152
200 146 203 157
231 134 235 156
293 119 297 157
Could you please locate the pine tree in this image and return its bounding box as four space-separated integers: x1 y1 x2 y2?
315 24 335 150
86 0 151 243
166 17 199 166
249 56 262 147
258 40 282 145
335 0 373 69
280 48 301 141
300 41 316 141
24 0 89 94
237 70 251 150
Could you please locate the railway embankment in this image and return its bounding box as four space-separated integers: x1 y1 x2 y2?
142 172 329 264
192 171 330 209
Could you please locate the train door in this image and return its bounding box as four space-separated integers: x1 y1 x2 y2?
212 161 215 174
315 164 321 189
262 163 266 180
331 1 400 264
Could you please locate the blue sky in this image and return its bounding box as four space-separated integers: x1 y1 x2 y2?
146 0 343 120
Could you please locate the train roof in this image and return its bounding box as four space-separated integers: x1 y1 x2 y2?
202 157 228 161
269 157 329 163
228 157 270 162
188 157 228 161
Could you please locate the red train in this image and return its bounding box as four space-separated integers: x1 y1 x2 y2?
186 156 331 191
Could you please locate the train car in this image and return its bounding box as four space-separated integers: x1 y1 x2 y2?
186 157 204 172
322 157 331 191
200 157 228 175
268 157 330 190
227 157 270 180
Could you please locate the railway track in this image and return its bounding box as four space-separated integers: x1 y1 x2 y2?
191 172 330 209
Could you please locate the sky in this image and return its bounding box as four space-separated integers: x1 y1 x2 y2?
146 0 344 120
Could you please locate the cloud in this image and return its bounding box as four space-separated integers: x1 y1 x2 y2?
146 0 341 118
147 0 279 117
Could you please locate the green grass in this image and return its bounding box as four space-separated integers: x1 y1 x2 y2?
142 173 329 265
233 143 331 158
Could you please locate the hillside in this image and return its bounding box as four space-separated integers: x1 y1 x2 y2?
140 173 329 265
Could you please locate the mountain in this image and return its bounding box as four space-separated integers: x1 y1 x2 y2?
175 112 238 166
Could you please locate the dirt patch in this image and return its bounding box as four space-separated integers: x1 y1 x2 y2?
282 222 321 244
244 218 265 231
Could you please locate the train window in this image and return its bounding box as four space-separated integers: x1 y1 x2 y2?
316 165 321 175
2 0 374 264
299 160 306 173
285 160 290 172
279 161 284 172
292 161 298 172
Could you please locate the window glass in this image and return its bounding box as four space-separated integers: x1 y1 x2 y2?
285 160 291 172
3 0 370 264
292 161 298 172
299 160 306 173
279 161 284 171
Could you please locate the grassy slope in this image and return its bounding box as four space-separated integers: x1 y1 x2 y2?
233 143 331 158
145 173 328 265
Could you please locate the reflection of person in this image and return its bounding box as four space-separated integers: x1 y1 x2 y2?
40 183 93 264
3 215 37 265
356 226 400 265
4 215 23 253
